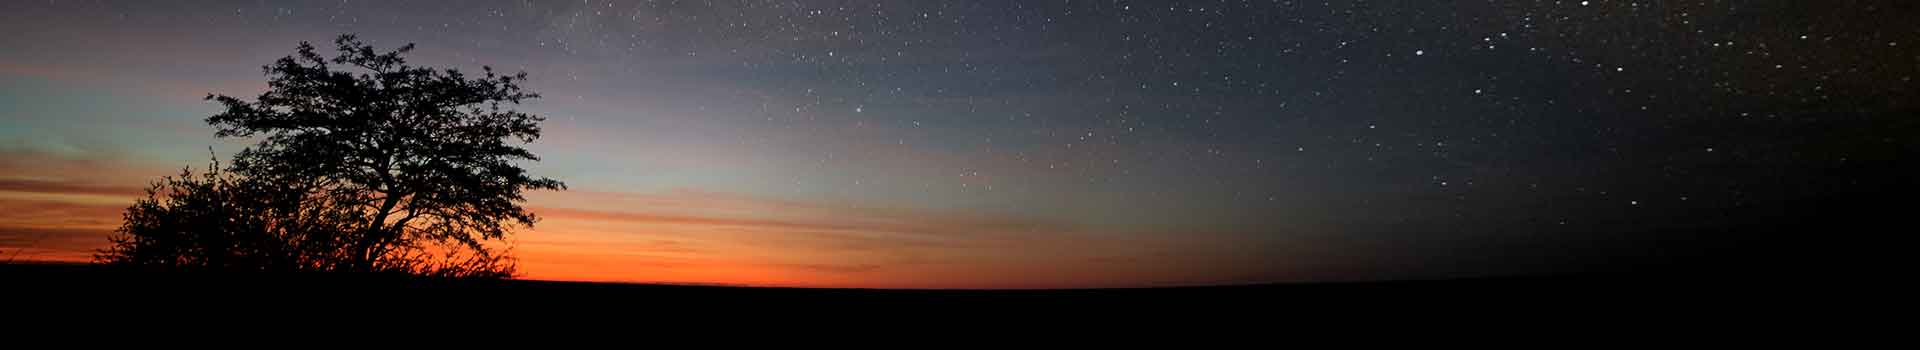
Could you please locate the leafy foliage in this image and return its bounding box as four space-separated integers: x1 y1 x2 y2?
98 35 560 279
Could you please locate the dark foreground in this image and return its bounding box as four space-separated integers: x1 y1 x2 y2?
3 262 1825 317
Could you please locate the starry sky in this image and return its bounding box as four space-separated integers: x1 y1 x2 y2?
1 0 1912 288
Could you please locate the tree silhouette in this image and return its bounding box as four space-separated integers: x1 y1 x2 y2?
97 34 563 278
96 158 359 273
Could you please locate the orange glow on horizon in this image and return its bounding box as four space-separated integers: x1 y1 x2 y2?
0 151 1288 289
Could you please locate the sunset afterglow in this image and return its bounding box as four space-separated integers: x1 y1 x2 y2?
4 1 1910 288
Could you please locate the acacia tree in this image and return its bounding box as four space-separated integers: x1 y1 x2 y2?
102 34 564 278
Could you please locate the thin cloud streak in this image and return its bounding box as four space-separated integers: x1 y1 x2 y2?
0 143 1303 288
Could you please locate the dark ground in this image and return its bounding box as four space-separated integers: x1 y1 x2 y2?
0 261 1841 317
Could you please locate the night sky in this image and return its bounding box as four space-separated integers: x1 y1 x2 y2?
2 1 1912 288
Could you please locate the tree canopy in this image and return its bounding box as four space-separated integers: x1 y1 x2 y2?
98 34 564 278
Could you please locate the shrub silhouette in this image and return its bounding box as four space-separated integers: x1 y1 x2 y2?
97 34 564 278
97 159 357 273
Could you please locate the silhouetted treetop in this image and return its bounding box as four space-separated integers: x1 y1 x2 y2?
146 34 568 275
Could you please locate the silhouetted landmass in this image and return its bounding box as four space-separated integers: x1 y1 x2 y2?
0 261 1791 310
